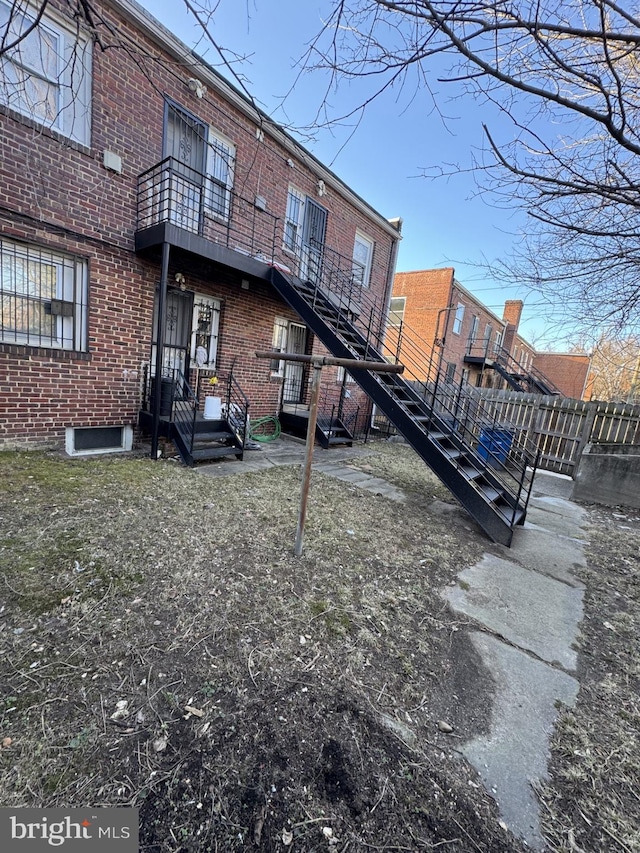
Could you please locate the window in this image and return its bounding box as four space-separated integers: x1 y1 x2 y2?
270 317 290 376
284 188 305 253
191 295 220 367
0 1 91 145
452 303 465 335
336 367 356 384
388 296 406 327
0 237 88 350
283 187 327 282
468 315 479 346
494 329 503 352
445 361 456 382
352 231 374 287
207 132 235 219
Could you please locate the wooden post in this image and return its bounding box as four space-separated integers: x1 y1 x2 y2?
295 360 323 556
255 351 404 555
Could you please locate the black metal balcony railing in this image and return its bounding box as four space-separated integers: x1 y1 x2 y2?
137 157 370 299
137 157 281 264
466 339 561 395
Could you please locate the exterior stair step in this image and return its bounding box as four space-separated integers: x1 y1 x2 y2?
191 446 242 461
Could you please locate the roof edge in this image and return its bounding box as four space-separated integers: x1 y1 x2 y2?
107 0 402 239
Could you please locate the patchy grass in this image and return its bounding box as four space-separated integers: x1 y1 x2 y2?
0 443 637 852
539 504 640 853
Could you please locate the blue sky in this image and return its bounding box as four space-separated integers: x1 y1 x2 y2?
141 0 553 346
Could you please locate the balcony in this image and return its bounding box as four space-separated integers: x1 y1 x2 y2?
135 157 285 279
135 158 370 308
464 339 500 365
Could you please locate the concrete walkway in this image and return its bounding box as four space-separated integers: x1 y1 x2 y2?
199 441 587 849
197 437 406 501
443 470 587 850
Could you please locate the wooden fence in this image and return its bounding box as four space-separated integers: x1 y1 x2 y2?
474 390 640 477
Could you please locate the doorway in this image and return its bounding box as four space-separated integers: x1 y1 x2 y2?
163 100 208 232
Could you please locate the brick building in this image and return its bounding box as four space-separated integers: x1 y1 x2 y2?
389 268 508 387
388 269 591 398
533 353 591 399
0 0 401 455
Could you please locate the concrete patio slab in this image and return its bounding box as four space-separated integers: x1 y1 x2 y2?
443 553 584 670
499 526 587 586
463 631 579 851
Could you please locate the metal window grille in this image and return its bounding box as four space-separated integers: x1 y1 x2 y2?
0 238 88 350
284 189 304 251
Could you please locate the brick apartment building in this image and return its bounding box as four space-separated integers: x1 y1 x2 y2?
0 0 402 456
388 269 591 398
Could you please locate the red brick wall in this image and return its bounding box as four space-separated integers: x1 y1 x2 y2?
533 353 591 399
388 270 507 386
0 0 397 447
390 269 453 380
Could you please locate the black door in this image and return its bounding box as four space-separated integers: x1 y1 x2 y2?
163 101 208 232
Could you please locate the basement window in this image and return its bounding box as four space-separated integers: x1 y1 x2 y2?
65 425 133 457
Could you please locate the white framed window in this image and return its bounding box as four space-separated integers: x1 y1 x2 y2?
452 303 465 335
352 231 374 287
0 0 91 145
270 317 290 376
494 329 503 352
336 367 356 384
0 237 88 350
207 131 235 219
468 314 479 345
388 296 406 327
191 295 220 367
283 187 305 253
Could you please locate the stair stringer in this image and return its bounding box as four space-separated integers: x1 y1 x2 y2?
270 268 525 545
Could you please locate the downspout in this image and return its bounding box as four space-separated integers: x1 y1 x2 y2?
151 241 171 460
381 217 403 331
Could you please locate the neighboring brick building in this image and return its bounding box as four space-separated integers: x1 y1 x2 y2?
388 269 591 398
388 269 507 386
533 353 591 399
0 0 401 452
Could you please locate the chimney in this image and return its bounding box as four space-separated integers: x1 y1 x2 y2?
503 300 523 332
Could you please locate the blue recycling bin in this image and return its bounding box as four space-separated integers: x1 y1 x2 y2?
478 427 513 467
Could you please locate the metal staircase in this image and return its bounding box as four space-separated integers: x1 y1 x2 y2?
468 342 561 396
269 254 540 546
140 368 248 466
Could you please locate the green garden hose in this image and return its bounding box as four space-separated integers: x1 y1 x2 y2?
249 415 282 442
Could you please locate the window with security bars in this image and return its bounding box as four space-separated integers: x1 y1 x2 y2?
0 238 88 350
207 133 235 219
0 0 92 145
284 188 305 252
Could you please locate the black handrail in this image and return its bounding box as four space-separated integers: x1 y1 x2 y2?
137 157 280 265
466 339 561 395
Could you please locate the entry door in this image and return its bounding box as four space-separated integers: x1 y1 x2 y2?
152 289 194 384
283 323 307 403
301 199 327 284
163 102 208 232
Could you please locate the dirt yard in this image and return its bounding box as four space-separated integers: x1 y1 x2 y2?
0 442 638 852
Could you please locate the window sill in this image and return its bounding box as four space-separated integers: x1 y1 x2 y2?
0 342 90 361
0 104 91 155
